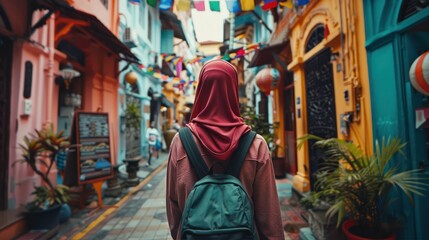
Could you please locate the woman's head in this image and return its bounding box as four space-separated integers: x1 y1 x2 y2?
190 60 241 122
187 60 250 161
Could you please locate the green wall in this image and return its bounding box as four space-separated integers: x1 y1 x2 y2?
363 1 429 239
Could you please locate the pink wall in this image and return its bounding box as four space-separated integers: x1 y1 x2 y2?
6 6 63 207
71 0 117 32
4 0 122 209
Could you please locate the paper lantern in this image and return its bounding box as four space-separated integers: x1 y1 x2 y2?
409 51 429 95
255 68 280 95
125 71 138 85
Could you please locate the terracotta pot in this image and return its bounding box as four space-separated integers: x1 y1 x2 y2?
342 219 396 240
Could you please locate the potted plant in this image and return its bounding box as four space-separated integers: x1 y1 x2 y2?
298 135 427 240
125 101 142 130
241 106 285 178
17 127 71 230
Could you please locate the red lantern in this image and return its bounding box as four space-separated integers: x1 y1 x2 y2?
255 68 280 95
409 51 429 95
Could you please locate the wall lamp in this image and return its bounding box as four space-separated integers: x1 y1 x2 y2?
55 61 80 90
331 52 340 62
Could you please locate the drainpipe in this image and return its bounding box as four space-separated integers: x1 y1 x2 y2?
338 0 346 82
46 12 55 126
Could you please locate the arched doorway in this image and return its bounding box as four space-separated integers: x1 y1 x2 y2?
0 6 12 210
304 25 337 189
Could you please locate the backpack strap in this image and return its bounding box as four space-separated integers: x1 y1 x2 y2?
179 127 209 180
228 131 257 178
179 127 257 180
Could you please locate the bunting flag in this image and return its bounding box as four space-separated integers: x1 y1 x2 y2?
147 0 157 7
143 42 264 89
240 0 255 11
262 0 278 10
193 0 206 11
295 0 310 6
176 0 191 11
324 17 330 39
159 0 173 10
209 0 221 12
226 0 241 13
176 58 183 77
128 0 141 5
279 0 293 8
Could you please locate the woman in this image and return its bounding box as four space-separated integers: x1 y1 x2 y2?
166 60 284 239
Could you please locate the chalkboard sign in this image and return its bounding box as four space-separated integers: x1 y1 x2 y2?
75 112 113 184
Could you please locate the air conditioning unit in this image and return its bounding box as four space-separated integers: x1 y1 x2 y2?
123 27 137 48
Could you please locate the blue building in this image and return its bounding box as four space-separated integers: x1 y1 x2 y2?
118 0 188 164
363 1 429 239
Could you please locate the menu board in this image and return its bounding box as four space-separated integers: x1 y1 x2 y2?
75 112 113 184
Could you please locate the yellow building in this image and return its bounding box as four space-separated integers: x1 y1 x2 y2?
254 0 373 192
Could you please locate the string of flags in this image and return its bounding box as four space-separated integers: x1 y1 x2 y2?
129 0 310 12
137 42 263 89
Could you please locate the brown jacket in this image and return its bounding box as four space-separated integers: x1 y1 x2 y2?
166 133 285 240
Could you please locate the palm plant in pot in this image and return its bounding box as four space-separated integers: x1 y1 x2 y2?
17 127 71 230
241 106 285 177
298 135 427 240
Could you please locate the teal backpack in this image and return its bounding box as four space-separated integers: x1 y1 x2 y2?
179 127 258 240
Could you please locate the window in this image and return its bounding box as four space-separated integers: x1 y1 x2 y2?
139 1 146 29
305 24 325 53
148 13 152 42
399 0 429 22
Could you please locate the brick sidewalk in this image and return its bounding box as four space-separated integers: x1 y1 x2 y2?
50 151 307 240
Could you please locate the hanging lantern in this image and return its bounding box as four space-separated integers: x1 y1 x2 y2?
255 68 280 95
125 70 138 85
409 51 429 95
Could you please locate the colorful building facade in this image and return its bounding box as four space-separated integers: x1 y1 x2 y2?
252 0 373 192
363 1 429 238
0 0 137 213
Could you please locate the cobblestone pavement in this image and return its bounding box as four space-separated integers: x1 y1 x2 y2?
51 151 307 240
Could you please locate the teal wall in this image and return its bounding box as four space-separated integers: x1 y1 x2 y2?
363 1 429 239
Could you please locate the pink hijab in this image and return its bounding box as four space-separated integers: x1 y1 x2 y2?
186 60 251 161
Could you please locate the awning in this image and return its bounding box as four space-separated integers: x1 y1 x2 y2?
247 41 288 68
159 11 187 42
34 0 140 64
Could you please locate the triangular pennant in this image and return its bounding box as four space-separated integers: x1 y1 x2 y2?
176 0 191 11
159 0 173 10
279 0 293 8
240 0 254 11
209 0 221 12
147 0 157 7
324 18 330 39
226 0 241 13
193 0 206 11
262 0 278 10
295 0 310 6
129 0 141 5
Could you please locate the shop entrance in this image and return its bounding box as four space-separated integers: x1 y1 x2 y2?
283 71 296 175
304 47 337 189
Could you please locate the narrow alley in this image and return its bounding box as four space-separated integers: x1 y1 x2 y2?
42 152 307 240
